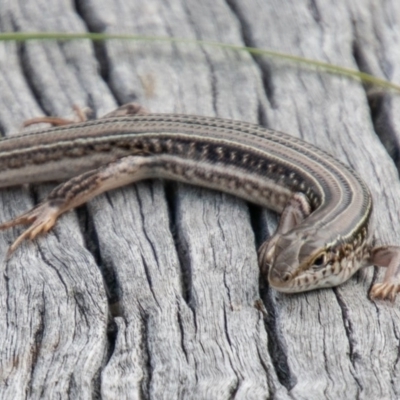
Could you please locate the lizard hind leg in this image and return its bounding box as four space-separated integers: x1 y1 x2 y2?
0 202 61 256
0 155 152 256
23 102 149 128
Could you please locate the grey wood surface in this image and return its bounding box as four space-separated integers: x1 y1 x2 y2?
0 0 400 399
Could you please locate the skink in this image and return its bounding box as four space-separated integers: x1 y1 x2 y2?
0 103 398 300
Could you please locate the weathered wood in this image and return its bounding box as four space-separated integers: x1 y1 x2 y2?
0 0 400 399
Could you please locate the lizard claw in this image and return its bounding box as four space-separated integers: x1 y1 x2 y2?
369 282 400 302
0 202 60 256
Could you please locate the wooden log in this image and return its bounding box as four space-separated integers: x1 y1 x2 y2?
0 0 400 398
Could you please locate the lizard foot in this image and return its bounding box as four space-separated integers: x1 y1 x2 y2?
370 282 400 302
0 202 60 256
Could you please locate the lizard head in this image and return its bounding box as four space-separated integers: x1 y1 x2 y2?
260 229 360 293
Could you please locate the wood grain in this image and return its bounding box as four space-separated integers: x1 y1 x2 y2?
0 0 400 399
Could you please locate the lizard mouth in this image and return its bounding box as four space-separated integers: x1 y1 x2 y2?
268 260 357 293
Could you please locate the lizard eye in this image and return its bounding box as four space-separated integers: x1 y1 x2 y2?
313 254 326 268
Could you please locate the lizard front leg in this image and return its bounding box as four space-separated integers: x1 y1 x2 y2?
368 246 400 301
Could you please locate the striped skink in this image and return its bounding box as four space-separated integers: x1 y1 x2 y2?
0 103 398 300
